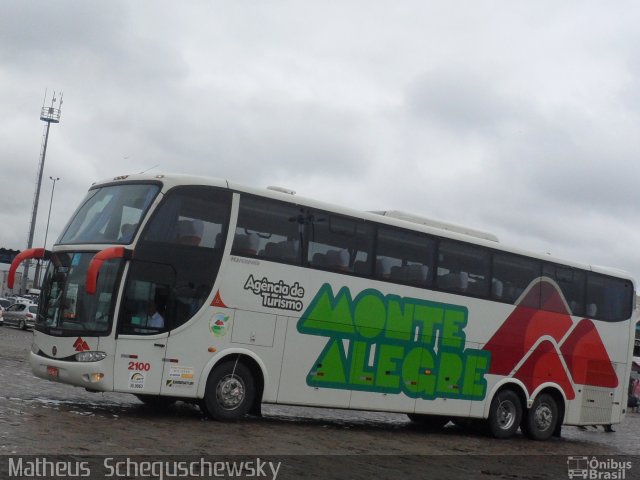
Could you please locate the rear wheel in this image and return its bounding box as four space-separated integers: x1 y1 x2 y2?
407 413 450 429
19 320 26 330
523 393 558 441
487 389 522 439
204 360 255 421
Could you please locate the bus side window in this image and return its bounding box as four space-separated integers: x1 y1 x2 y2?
306 212 373 275
232 196 302 264
586 273 633 321
135 185 232 330
437 240 490 297
119 268 173 336
492 253 541 305
375 227 434 287
543 264 585 316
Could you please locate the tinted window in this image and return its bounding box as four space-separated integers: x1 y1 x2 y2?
59 183 159 244
586 273 634 322
437 241 490 296
376 227 434 287
543 263 585 315
123 186 232 332
119 262 175 335
38 252 122 335
232 196 303 264
492 253 541 304
307 212 373 274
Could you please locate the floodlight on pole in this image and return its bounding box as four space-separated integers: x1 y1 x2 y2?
23 90 63 293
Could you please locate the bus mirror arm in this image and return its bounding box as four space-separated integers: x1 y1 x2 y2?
86 247 133 295
8 248 50 289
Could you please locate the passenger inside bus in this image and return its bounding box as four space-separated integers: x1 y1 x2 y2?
119 223 137 242
234 233 260 256
177 219 204 246
146 300 165 329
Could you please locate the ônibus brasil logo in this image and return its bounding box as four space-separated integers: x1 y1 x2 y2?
297 284 490 400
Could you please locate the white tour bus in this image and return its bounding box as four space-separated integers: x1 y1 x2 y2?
10 173 636 440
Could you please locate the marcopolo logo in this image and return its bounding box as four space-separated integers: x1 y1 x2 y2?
297 284 490 400
567 456 632 479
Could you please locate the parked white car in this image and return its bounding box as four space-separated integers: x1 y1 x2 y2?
1 303 38 330
0 297 11 325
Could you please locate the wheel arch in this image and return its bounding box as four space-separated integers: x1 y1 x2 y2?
197 348 267 414
483 379 528 419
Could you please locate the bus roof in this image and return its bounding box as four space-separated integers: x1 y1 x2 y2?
93 173 635 283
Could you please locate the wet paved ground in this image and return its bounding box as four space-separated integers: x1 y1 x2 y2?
1 326 639 478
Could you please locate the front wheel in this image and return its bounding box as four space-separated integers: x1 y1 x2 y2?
487 389 522 439
523 393 558 441
204 360 255 421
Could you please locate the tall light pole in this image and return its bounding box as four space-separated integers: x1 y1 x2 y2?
23 91 63 293
43 176 60 253
36 176 60 287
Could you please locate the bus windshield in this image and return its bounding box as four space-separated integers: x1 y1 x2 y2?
59 183 160 245
37 252 124 336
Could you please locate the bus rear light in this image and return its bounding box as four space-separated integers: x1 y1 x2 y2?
83 373 105 383
75 351 107 362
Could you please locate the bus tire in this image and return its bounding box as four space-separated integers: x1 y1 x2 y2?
523 393 558 441
487 389 522 439
205 360 255 421
407 414 450 429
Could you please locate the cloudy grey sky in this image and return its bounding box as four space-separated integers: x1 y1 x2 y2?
1 1 640 279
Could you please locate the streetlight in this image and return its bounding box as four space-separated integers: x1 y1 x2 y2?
36 176 60 288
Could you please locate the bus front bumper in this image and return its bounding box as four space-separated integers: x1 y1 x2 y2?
30 351 113 391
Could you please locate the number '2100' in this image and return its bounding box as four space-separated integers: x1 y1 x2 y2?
128 361 151 371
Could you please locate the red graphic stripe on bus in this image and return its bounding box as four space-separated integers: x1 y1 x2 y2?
483 278 618 394
512 339 576 400
483 280 573 376
560 319 618 388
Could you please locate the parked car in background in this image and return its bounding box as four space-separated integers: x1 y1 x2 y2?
1 303 38 330
0 298 11 325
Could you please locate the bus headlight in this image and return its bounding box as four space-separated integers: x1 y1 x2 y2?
75 351 107 362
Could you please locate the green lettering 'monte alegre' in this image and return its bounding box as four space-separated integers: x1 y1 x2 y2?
297 284 490 400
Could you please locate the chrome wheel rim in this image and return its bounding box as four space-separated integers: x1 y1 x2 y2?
216 374 245 410
534 402 553 431
497 399 517 430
